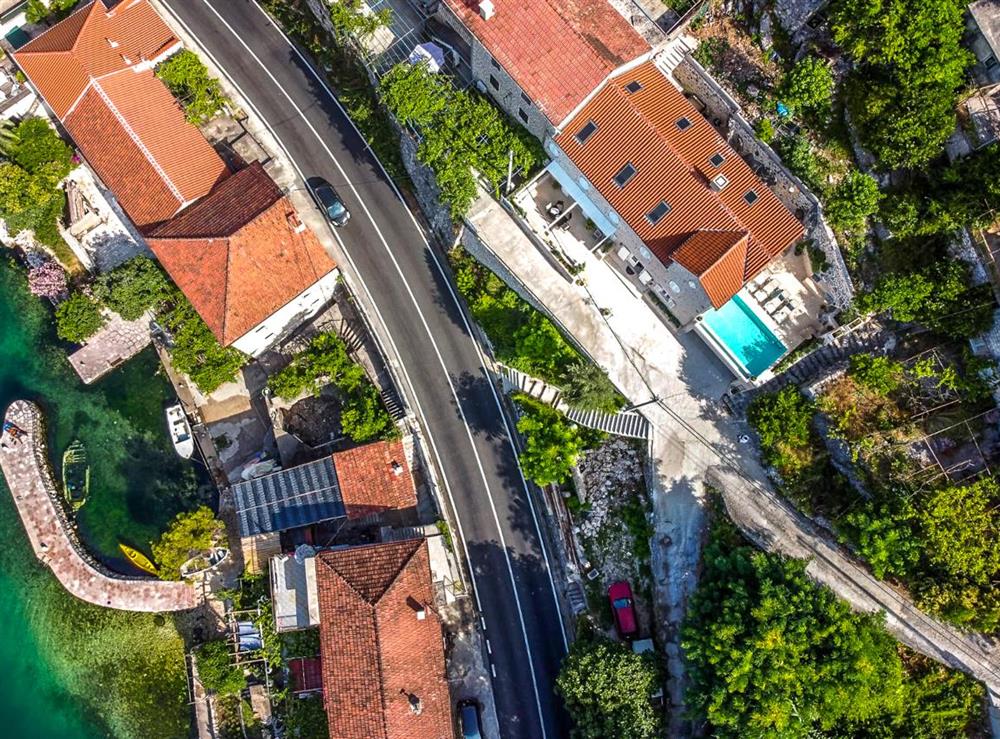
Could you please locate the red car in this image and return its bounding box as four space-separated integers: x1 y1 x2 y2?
608 581 638 639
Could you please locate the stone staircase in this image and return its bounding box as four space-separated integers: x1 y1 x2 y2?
728 319 894 415
653 35 697 80
497 364 651 440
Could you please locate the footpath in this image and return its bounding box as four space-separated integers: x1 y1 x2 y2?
464 192 1000 734
0 400 199 612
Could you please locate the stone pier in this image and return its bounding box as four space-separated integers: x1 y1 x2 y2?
0 400 198 612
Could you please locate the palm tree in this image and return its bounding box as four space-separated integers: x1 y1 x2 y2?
0 118 19 158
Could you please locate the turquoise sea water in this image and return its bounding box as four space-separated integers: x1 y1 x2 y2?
701 294 786 377
0 255 196 737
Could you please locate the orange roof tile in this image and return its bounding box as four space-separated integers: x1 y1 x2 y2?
146 163 337 345
555 61 803 307
315 540 452 739
442 0 648 124
14 0 228 228
332 440 415 519
673 232 749 308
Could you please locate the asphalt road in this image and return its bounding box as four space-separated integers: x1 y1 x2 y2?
156 1 569 736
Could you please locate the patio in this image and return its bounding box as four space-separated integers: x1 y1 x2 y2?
512 169 615 270
740 248 826 351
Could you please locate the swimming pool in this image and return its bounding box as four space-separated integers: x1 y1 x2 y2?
700 294 786 378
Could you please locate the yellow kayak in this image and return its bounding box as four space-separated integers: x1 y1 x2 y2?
119 543 158 576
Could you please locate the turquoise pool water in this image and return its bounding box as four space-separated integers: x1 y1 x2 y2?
701 295 786 378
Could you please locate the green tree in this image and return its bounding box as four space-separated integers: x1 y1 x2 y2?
160 295 246 394
196 640 246 696
151 506 224 580
848 353 904 395
831 0 971 169
156 50 228 124
747 387 816 478
514 393 586 485
25 0 77 24
842 498 921 579
555 635 663 739
781 55 834 120
776 134 824 193
11 117 73 178
92 256 171 319
340 382 397 442
329 0 391 41
0 160 67 243
683 517 906 737
826 170 882 232
559 360 623 412
267 331 365 400
55 292 105 343
918 479 1000 585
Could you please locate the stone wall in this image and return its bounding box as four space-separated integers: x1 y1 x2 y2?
673 56 856 311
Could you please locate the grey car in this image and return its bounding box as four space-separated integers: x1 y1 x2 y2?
306 176 350 227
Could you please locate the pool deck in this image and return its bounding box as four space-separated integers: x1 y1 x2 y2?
0 400 199 612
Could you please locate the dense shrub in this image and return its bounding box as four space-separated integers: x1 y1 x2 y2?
450 247 579 383
159 295 246 394
10 118 73 179
848 353 904 395
196 640 246 696
747 386 816 478
156 50 228 124
92 256 172 320
780 55 834 121
514 393 587 486
380 62 543 220
559 360 624 412
825 170 881 233
27 258 67 300
340 382 397 442
556 633 663 739
55 292 105 343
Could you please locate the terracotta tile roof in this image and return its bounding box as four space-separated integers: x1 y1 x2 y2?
146 162 337 345
315 540 452 739
15 0 228 229
672 231 748 308
555 61 804 307
332 440 416 520
442 0 648 125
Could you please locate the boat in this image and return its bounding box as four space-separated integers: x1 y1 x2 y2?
179 547 230 578
165 404 194 459
61 440 89 510
119 543 158 576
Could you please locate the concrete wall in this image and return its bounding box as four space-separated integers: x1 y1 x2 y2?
232 268 340 356
433 5 555 141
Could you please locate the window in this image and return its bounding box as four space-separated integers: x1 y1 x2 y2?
575 120 598 144
676 117 692 130
646 200 671 224
520 91 531 105
489 75 499 91
625 80 643 94
518 108 528 124
988 55 999 69
709 153 725 167
613 163 636 188
744 189 759 205
490 57 501 70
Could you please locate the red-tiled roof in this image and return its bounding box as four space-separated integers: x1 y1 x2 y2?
442 0 648 124
555 61 804 308
146 162 337 345
315 539 452 739
14 0 228 229
332 440 415 519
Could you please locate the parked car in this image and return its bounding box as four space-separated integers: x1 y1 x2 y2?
457 699 483 739
306 176 350 226
608 580 638 639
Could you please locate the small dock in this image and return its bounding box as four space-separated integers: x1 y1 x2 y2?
67 310 152 385
0 400 198 612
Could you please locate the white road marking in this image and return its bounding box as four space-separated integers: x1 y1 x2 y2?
166 0 565 732
487 639 493 655
238 0 568 655
492 663 498 678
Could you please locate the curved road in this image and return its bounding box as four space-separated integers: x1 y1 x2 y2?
156 1 569 737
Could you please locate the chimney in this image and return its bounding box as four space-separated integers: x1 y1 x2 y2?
286 211 306 234
478 0 495 20
710 173 729 192
391 460 404 476
106 38 119 48
400 689 423 715
415 605 427 620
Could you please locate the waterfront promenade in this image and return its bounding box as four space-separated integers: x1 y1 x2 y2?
0 400 198 612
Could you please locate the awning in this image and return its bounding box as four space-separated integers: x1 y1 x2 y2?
544 160 618 238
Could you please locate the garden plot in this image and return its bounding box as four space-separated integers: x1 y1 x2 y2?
569 438 655 635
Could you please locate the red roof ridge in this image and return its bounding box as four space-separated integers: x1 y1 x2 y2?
89 74 184 202
316 538 424 605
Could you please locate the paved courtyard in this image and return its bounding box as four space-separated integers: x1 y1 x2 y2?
67 309 152 384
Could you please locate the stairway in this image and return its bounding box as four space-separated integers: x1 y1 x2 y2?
497 364 650 440
380 386 407 421
729 320 894 415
